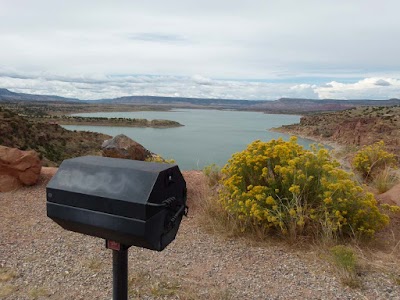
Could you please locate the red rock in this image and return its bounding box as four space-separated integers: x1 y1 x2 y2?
376 183 400 206
0 174 21 191
101 134 152 161
0 146 42 192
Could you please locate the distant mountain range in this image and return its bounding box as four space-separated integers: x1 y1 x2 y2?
0 88 80 102
1 88 399 113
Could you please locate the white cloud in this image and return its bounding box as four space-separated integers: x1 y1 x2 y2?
314 77 400 99
191 75 213 85
1 72 399 100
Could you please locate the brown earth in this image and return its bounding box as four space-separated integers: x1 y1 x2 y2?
0 168 399 299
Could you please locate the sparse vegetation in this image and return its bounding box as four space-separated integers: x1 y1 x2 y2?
203 163 222 187
352 141 397 181
28 286 51 299
83 258 103 271
330 245 360 288
145 155 175 164
0 284 17 298
372 167 399 193
128 270 197 299
0 267 17 282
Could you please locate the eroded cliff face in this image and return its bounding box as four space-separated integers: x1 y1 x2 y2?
278 106 400 156
0 107 111 165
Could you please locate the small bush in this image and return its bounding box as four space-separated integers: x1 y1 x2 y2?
219 137 389 240
380 204 400 214
145 155 175 164
330 245 360 287
203 164 222 187
352 141 397 181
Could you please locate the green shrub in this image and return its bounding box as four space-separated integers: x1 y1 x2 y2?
203 164 222 187
330 245 359 287
330 245 357 272
352 141 397 181
219 137 389 240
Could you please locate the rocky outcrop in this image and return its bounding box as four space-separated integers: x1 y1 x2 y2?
277 106 400 157
101 134 152 161
0 107 111 166
0 146 42 192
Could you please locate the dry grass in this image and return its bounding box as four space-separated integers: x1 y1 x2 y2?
28 286 51 299
0 284 17 298
0 267 17 282
373 167 399 194
185 169 256 241
184 171 209 211
203 164 222 187
83 257 103 271
127 270 233 299
314 206 400 287
355 210 400 284
196 183 243 239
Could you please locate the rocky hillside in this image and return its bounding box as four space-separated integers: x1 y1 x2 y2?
276 105 400 156
0 107 110 166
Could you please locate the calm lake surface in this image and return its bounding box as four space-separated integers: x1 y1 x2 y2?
63 109 314 170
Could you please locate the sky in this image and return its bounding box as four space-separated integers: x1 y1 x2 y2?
0 0 400 100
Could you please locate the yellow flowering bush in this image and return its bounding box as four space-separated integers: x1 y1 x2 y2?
219 137 389 239
352 141 396 180
146 155 175 164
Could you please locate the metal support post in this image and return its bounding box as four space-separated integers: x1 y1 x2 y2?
107 240 128 300
113 248 128 300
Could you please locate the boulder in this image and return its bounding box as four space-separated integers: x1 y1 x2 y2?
0 146 42 192
376 183 400 206
101 134 152 161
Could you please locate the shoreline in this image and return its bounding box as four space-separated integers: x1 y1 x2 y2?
270 127 344 153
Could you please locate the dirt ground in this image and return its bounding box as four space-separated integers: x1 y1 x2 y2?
0 168 399 299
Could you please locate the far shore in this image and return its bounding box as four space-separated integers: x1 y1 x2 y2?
30 115 184 128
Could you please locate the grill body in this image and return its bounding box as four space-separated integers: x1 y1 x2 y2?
46 156 187 251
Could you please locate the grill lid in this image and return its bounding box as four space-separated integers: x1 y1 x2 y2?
47 156 178 204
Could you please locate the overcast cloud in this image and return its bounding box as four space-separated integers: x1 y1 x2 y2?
0 0 399 100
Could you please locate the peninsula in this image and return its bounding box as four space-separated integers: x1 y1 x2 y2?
32 115 184 128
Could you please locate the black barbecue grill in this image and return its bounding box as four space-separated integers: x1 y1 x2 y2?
46 156 188 299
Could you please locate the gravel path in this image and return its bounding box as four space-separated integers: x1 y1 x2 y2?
0 169 399 299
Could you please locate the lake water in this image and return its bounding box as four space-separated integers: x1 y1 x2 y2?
63 109 314 170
